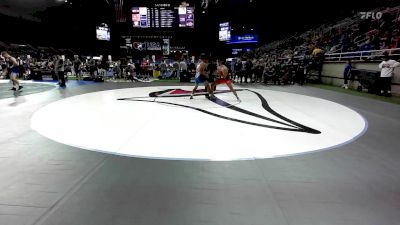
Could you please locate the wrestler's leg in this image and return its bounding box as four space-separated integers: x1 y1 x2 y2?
226 82 240 100
190 83 199 99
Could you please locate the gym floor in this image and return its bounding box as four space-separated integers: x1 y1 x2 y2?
0 80 399 225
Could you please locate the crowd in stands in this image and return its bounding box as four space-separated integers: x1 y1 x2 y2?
250 6 400 60
233 6 400 86
0 47 199 84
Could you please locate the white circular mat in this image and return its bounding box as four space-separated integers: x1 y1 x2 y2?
31 86 367 160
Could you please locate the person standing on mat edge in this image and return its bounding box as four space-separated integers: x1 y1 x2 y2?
210 61 240 101
1 51 23 91
342 60 353 89
73 55 82 81
378 53 400 97
55 55 66 88
190 54 213 99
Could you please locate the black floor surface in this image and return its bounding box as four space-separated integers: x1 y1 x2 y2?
0 81 399 225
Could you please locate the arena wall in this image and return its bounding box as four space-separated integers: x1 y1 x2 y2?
321 62 400 96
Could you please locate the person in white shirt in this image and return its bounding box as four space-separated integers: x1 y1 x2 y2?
378 53 400 97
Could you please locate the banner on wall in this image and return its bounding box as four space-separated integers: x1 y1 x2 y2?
131 41 162 51
228 34 258 44
163 39 170 55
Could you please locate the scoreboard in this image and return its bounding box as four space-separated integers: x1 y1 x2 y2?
132 4 194 29
96 26 110 41
219 22 231 41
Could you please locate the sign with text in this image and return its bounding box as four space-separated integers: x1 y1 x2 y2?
132 5 194 29
132 41 162 51
228 34 258 44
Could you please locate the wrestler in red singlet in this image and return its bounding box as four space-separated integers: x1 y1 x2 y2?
210 63 240 101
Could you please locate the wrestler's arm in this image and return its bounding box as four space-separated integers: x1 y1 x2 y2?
10 57 18 66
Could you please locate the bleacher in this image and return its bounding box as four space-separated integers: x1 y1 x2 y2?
242 6 400 96
249 5 400 61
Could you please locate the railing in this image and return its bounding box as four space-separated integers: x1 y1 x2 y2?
272 48 400 62
329 44 344 53
324 48 400 61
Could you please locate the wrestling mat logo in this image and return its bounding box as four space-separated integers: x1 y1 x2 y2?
118 88 321 134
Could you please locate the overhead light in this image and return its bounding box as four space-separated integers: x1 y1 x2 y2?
201 0 208 9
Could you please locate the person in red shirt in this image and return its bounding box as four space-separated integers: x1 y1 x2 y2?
141 58 150 80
